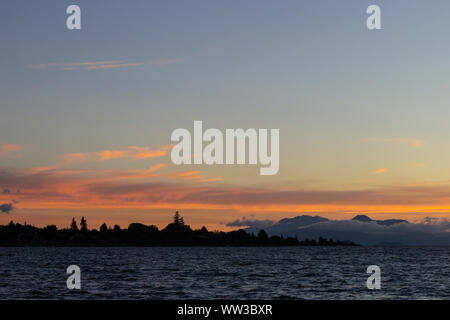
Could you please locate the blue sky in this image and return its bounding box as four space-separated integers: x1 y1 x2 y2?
3 1 450 228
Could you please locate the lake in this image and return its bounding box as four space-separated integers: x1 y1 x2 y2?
0 246 449 299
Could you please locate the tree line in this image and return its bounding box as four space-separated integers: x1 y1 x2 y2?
0 211 356 246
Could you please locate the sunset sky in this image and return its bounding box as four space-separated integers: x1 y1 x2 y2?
2 1 450 230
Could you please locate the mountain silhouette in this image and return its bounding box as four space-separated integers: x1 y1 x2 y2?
243 214 450 246
246 215 328 235
352 215 373 222
352 214 408 226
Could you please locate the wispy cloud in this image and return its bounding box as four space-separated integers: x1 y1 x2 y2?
96 150 128 161
10 143 224 186
4 164 450 212
147 163 167 173
105 166 223 183
170 170 203 179
58 145 172 164
62 153 90 164
199 177 223 183
84 62 144 70
373 168 387 174
0 144 24 157
96 145 171 161
366 137 424 148
29 60 121 70
28 58 178 71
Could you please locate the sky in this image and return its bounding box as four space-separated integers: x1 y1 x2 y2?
2 1 450 230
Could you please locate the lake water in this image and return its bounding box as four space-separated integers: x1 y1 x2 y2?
0 246 449 299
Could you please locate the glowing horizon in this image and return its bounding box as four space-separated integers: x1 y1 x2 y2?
3 1 450 230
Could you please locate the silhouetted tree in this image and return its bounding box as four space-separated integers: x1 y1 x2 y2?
0 216 356 247
163 211 192 234
44 225 57 233
257 229 269 241
70 217 78 231
128 223 158 233
99 223 108 233
80 216 88 232
173 211 181 225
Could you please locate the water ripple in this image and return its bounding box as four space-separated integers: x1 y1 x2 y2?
0 247 449 299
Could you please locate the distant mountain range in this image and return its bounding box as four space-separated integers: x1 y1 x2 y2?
244 214 450 246
351 215 408 226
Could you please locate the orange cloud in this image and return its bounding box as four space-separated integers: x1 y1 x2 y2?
148 163 167 173
366 137 424 148
103 166 222 183
101 164 167 182
0 144 23 157
5 163 450 229
28 166 58 174
200 177 223 183
171 170 202 178
60 145 171 163
5 165 450 213
127 146 167 159
373 168 387 174
62 153 90 164
97 146 170 161
97 150 128 161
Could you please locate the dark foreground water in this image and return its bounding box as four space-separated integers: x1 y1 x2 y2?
0 247 449 299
